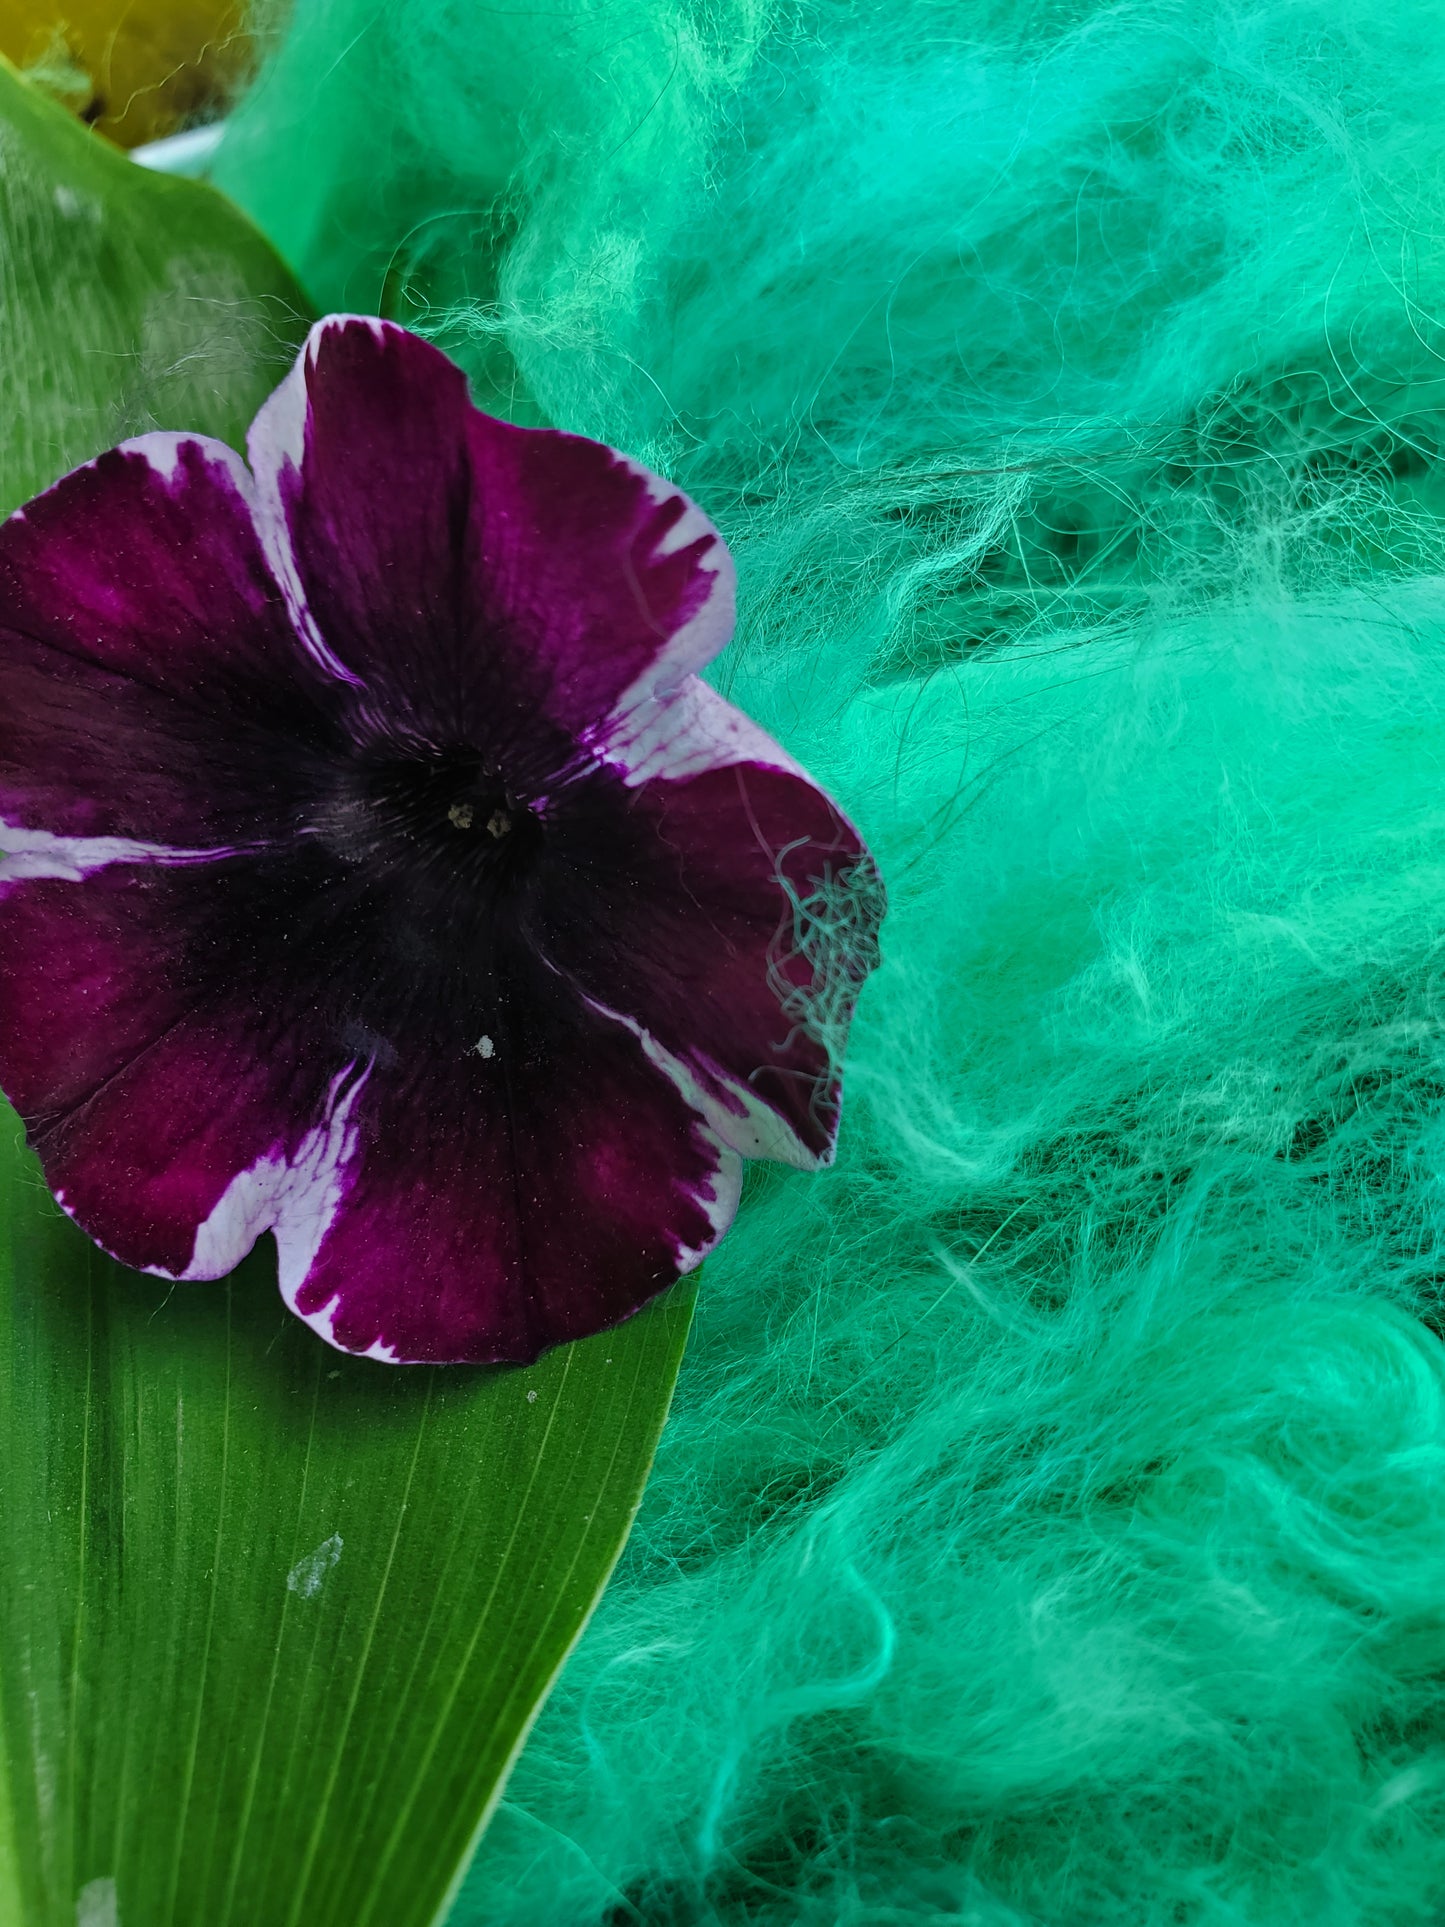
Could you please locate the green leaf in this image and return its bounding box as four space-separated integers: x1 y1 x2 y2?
0 51 309 513
0 62 694 1927
0 1116 693 1927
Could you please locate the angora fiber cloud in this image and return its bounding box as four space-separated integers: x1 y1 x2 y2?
219 1 1445 1918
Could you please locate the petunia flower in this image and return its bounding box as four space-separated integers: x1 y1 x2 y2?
0 316 882 1363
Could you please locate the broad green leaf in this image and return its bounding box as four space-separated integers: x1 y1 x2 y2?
0 1118 693 1927
0 62 695 1927
0 50 305 513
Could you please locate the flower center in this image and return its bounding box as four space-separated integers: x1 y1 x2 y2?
446 800 513 838
314 747 544 898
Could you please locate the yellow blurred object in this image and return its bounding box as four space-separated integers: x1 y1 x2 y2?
0 0 252 147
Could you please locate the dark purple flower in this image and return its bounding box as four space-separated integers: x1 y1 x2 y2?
0 317 881 1364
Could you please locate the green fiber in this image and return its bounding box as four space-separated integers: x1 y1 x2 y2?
220 2 1445 1919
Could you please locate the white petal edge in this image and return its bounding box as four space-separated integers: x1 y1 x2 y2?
244 316 382 687
298 1292 403 1365
7 424 265 582
175 1062 371 1301
587 674 809 791
0 431 276 885
673 1129 745 1272
577 987 826 1172
113 429 239 489
0 821 248 888
45 1063 373 1345
604 452 738 709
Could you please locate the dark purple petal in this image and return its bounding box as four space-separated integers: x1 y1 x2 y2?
530 738 878 1167
287 971 738 1364
0 862 348 1278
0 435 340 854
0 851 738 1363
247 316 735 755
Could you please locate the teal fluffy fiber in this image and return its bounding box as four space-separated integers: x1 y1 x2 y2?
220 3 1445 1919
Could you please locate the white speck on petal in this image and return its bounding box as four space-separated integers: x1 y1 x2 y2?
470 1035 495 1059
76 1877 118 1927
526 1389 538 1403
287 1533 343 1598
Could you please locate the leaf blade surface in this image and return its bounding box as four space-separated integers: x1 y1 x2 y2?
0 65 693 1927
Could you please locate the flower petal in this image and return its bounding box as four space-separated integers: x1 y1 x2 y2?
0 318 879 1363
285 973 740 1364
530 734 881 1168
0 433 341 855
0 860 350 1278
247 315 736 746
0 853 738 1363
